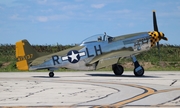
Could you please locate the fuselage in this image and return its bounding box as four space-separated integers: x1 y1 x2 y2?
29 32 152 71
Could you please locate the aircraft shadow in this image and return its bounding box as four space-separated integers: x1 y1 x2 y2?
32 76 60 78
86 74 161 78
32 74 160 78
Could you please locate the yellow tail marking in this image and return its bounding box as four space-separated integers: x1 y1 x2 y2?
16 40 29 71
16 40 25 58
16 60 28 70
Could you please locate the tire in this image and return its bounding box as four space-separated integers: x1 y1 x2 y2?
49 72 54 77
134 66 144 76
112 64 124 76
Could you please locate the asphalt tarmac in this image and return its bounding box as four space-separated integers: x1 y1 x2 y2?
0 71 180 108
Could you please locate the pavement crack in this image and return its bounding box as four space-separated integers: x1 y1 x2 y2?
76 83 120 106
0 87 53 102
69 90 87 96
25 87 53 97
170 80 177 86
159 95 180 105
172 96 180 104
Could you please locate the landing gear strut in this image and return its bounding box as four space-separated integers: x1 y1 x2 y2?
49 71 54 77
112 64 124 76
131 55 144 76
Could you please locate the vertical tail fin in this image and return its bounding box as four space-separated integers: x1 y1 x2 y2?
16 40 39 70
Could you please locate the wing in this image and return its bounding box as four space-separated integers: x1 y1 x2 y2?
88 50 142 69
30 46 84 66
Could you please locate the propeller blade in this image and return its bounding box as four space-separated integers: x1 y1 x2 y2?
161 37 168 41
153 11 159 32
153 11 161 59
157 41 160 58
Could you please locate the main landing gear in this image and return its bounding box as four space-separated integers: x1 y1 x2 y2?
49 71 54 77
112 64 124 76
112 55 144 77
131 55 144 76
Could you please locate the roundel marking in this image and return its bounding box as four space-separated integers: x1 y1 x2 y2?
67 50 80 63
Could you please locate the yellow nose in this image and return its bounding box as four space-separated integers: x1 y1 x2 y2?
159 32 164 37
148 31 162 47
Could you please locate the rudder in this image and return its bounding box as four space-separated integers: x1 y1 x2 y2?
16 40 39 70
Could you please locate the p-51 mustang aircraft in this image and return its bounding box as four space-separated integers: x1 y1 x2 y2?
16 11 167 77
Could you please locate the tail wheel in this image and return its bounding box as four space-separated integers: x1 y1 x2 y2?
112 64 124 76
134 66 144 76
49 72 54 77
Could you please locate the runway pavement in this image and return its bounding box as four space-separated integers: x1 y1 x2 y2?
0 71 180 108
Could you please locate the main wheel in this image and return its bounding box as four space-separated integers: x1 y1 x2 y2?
134 66 144 76
49 72 54 77
112 64 124 76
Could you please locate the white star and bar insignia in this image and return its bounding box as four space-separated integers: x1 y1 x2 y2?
62 50 86 63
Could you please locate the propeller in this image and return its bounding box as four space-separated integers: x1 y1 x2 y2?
149 11 168 59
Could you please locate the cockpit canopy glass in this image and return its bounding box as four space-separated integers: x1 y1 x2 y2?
81 34 114 44
81 34 105 44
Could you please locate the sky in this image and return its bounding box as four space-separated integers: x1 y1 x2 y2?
0 0 180 45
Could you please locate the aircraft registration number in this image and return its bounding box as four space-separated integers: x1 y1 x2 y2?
17 54 33 61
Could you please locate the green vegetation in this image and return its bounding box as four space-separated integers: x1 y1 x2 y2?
0 44 180 72
120 44 180 71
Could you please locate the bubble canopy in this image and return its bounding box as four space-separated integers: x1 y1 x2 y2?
81 34 107 44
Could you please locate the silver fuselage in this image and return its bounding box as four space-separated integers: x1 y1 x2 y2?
29 32 151 71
